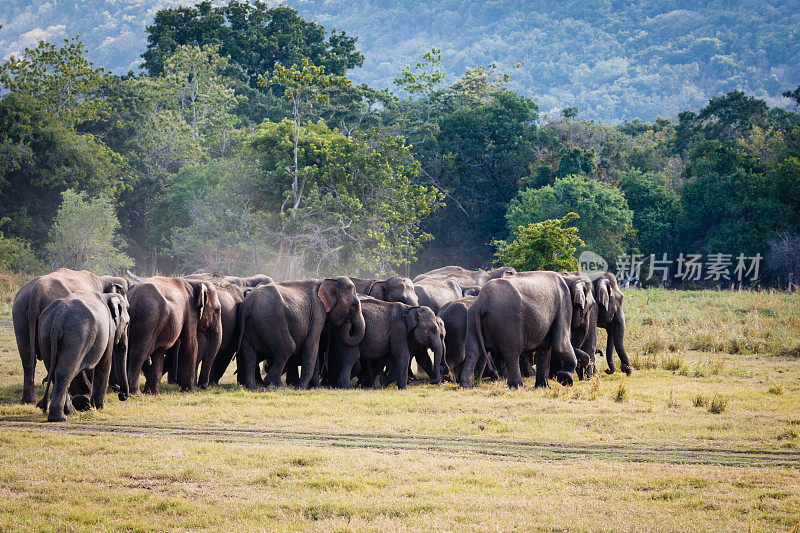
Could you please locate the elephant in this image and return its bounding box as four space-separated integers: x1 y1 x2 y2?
217 274 274 288
126 277 222 394
523 273 596 381
185 273 272 385
330 297 446 389
350 276 419 306
235 277 366 389
413 278 464 314
438 295 495 383
413 265 516 289
12 268 128 404
460 271 578 389
593 271 632 375
35 291 130 422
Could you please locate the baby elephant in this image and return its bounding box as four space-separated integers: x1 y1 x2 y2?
36 291 130 422
332 297 446 389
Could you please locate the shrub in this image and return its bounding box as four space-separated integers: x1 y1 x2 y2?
708 394 729 414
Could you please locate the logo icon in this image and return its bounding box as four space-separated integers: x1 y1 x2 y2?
578 251 608 280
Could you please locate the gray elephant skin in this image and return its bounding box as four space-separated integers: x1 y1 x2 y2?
35 291 130 422
12 268 128 404
460 271 579 389
331 297 446 389
185 273 274 386
236 277 366 389
350 276 419 306
126 277 222 394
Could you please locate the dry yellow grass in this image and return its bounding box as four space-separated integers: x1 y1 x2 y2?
1 280 799 531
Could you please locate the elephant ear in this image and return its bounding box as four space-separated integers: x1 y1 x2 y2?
110 282 126 295
317 279 338 313
195 282 209 315
572 282 587 312
405 307 421 332
597 279 610 310
368 281 385 300
107 294 122 327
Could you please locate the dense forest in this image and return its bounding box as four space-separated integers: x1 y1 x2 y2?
1 0 798 121
1 1 799 286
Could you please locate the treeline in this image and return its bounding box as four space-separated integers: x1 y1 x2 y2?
3 0 799 121
1 1 799 286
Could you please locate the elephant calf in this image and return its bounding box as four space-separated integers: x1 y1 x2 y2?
331 297 446 389
36 291 130 422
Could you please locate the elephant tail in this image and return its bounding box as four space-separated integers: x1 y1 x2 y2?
471 302 488 367
37 316 62 412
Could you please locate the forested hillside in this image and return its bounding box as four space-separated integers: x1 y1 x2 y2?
1 0 799 287
1 0 798 121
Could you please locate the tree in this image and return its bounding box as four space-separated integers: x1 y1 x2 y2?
618 170 681 257
46 189 132 272
245 119 443 277
0 37 112 128
493 213 584 272
142 1 363 83
506 175 633 261
0 37 127 248
259 57 350 216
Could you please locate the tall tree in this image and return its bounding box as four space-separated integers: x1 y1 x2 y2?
142 1 363 83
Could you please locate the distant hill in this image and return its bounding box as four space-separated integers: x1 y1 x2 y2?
2 0 798 121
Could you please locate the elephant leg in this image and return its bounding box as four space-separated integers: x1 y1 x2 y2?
238 337 260 389
414 349 435 380
143 349 165 394
504 353 524 389
552 326 577 386
265 335 296 388
48 364 76 422
69 370 93 411
91 353 112 410
574 348 592 381
534 348 551 388
337 346 360 389
285 358 300 387
520 353 534 378
297 340 321 390
604 332 617 374
395 348 410 390
380 359 396 387
177 332 198 392
165 341 180 384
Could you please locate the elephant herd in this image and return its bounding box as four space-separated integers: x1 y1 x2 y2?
11 266 632 421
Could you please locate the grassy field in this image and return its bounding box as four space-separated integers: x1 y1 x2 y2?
1 283 799 531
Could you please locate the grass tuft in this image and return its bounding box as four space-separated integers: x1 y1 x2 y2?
660 354 685 372
768 382 783 395
692 394 708 407
667 389 680 409
614 383 627 403
708 394 729 414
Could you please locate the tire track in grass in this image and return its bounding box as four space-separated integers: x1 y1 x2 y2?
2 419 799 467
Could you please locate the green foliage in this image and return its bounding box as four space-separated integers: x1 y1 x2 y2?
245 119 442 276
46 189 133 273
0 37 112 128
618 170 681 257
142 1 363 83
0 230 43 273
0 51 127 246
493 213 583 272
507 175 633 261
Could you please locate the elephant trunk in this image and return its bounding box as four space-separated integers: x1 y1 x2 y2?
339 307 366 346
197 324 223 389
114 333 130 401
613 310 632 375
430 339 445 384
